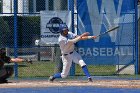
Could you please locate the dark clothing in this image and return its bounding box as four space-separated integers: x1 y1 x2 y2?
0 56 11 69
0 56 13 83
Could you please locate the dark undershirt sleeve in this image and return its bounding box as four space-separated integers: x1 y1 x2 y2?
3 56 11 63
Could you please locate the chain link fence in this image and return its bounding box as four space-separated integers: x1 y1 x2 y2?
0 0 69 79
0 0 139 79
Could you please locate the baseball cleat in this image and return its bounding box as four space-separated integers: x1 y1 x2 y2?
48 76 55 82
88 78 93 82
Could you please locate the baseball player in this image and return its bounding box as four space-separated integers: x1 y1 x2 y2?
48 24 96 82
0 48 32 83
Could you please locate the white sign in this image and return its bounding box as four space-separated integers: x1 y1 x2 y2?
3 0 12 13
40 11 71 45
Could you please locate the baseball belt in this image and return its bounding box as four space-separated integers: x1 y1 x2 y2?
63 51 73 56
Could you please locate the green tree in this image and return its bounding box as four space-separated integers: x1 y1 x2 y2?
0 17 10 47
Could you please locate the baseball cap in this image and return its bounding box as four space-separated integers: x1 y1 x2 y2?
59 24 68 33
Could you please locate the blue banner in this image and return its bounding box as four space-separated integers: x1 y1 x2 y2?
77 0 136 65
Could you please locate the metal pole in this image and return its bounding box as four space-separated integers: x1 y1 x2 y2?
14 0 18 78
53 0 61 10
68 0 75 76
135 0 139 75
45 0 49 10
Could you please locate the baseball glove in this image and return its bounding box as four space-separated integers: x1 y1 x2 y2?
24 58 33 64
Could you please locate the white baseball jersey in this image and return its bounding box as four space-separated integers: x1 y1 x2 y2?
58 32 86 78
58 32 77 54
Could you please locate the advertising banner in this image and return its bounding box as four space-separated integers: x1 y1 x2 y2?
77 0 135 65
40 11 71 45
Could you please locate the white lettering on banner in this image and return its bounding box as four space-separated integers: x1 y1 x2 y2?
40 35 59 38
93 48 99 56
114 48 120 55
86 48 92 56
78 47 133 56
100 48 106 56
107 48 113 56
46 24 60 28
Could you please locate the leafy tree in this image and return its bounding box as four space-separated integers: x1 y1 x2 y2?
0 17 10 47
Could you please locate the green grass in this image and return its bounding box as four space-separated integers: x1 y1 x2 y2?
75 64 116 76
16 61 117 78
18 61 56 78
8 61 139 79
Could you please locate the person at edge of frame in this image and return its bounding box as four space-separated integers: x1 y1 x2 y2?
0 48 27 83
138 0 140 5
48 24 97 82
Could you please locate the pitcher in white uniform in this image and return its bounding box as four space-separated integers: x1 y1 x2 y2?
48 24 96 82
